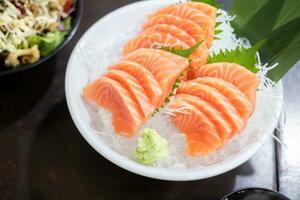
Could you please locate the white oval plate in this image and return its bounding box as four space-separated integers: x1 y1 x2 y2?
65 0 283 181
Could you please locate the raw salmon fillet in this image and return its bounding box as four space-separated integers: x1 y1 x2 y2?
149 4 215 47
123 1 217 82
124 26 209 80
142 24 196 46
176 81 244 135
170 98 223 156
193 77 253 120
169 62 260 155
123 31 185 55
104 69 155 119
123 29 208 72
109 60 163 107
175 94 232 142
146 48 189 67
84 49 188 137
140 2 217 78
187 43 209 80
169 80 251 155
124 48 189 105
195 62 261 103
83 77 143 136
184 2 217 19
143 14 206 43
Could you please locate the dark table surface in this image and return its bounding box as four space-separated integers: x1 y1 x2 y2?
0 1 299 200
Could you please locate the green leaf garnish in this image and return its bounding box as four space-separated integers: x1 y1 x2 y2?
216 22 222 27
151 70 188 117
214 29 223 35
164 71 186 104
151 108 160 117
208 41 265 73
229 0 300 82
214 17 223 39
160 40 204 59
192 0 224 9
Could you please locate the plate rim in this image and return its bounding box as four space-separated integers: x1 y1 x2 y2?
65 0 284 181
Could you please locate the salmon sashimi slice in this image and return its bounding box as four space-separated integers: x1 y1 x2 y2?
175 94 232 141
170 98 223 156
187 136 213 156
145 48 189 68
125 25 208 77
141 27 206 61
83 77 143 137
193 77 254 120
195 62 261 103
104 69 155 119
145 48 192 80
142 28 208 73
177 81 244 137
123 31 184 55
149 4 215 46
142 24 196 46
184 2 217 19
187 43 209 80
109 60 163 107
187 132 221 156
143 14 206 43
124 49 189 104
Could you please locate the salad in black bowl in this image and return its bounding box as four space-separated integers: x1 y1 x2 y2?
0 0 82 76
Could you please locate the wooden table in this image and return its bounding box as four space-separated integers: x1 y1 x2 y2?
0 1 298 199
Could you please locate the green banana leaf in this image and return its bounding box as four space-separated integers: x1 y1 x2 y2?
229 0 300 82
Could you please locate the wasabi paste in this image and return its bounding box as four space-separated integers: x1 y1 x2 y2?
135 128 169 165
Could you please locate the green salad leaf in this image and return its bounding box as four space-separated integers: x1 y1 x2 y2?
229 0 300 82
160 40 204 59
191 0 224 9
208 41 264 73
27 31 67 56
63 17 72 30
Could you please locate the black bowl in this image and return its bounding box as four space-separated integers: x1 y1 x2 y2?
221 188 291 200
0 0 83 77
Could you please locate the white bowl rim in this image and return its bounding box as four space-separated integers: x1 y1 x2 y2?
65 0 284 181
